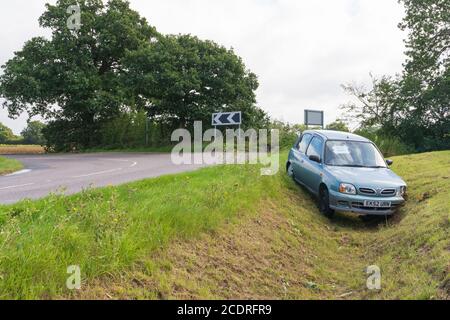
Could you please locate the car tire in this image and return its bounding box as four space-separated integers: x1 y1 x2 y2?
319 186 335 218
287 162 294 178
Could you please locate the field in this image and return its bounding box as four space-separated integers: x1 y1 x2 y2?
0 145 45 155
0 151 448 299
0 156 23 175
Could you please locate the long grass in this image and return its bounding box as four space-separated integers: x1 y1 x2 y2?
0 163 272 299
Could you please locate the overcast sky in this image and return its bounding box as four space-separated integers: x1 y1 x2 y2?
0 0 406 134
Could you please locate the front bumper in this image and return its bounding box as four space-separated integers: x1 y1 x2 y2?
329 189 406 215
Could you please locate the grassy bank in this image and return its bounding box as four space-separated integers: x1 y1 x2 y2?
0 163 272 299
0 157 23 175
76 151 449 300
0 151 448 299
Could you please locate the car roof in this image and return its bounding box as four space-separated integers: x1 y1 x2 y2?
303 130 371 142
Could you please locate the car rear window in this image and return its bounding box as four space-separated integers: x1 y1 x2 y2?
298 133 312 153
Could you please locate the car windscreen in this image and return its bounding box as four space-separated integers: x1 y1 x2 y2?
325 140 386 168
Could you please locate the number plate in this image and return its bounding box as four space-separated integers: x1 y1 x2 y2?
364 200 391 208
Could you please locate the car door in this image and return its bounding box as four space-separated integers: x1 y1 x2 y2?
303 136 325 195
291 133 313 185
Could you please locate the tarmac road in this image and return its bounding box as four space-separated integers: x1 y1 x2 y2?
0 153 207 205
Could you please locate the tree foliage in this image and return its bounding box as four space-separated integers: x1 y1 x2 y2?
21 121 47 145
399 0 450 80
0 0 158 150
0 0 267 151
325 120 350 132
341 0 450 151
123 34 263 129
0 123 16 144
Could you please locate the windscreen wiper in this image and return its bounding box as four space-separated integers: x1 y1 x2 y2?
337 164 366 168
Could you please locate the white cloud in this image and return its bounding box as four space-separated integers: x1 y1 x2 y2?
0 0 406 134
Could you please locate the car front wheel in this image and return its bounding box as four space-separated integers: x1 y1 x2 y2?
319 187 335 218
287 162 294 178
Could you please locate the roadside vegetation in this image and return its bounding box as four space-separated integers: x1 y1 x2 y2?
0 151 448 299
339 0 449 153
0 156 23 175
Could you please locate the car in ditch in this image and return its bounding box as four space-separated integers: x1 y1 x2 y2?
286 130 407 218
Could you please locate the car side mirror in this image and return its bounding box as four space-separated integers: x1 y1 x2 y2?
309 155 321 163
386 159 393 166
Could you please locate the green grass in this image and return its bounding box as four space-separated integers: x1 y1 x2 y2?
0 151 448 299
359 151 450 299
0 164 273 299
0 156 23 175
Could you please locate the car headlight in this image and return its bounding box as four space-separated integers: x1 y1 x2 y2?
398 186 407 196
339 183 356 195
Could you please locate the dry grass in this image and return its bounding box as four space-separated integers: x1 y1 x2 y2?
0 145 45 155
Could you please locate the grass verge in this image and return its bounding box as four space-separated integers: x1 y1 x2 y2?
0 156 23 175
0 151 448 299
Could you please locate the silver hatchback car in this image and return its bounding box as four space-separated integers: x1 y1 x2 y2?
287 130 407 218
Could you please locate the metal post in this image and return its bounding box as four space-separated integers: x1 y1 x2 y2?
145 117 149 146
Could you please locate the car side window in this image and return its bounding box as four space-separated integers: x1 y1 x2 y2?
306 136 324 160
298 133 312 153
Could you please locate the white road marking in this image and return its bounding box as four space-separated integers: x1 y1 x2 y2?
0 183 35 190
103 158 131 162
71 168 123 178
70 159 137 178
103 159 138 167
5 169 32 176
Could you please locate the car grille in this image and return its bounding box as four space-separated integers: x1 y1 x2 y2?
380 188 396 196
359 188 376 195
358 187 397 197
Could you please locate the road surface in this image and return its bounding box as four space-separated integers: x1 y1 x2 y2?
0 153 207 205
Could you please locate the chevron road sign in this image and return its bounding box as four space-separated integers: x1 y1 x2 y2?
212 112 242 126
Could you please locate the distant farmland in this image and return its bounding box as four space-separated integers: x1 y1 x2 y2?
0 145 45 155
